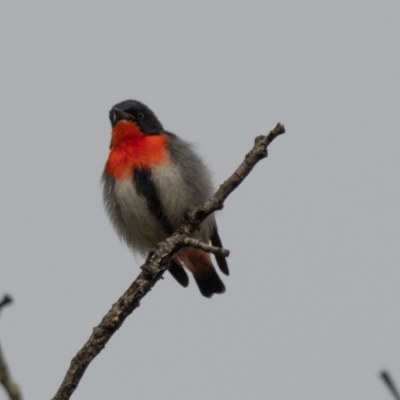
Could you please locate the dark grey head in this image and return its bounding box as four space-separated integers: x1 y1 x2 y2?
109 100 164 134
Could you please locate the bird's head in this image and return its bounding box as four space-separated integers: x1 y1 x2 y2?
109 100 163 135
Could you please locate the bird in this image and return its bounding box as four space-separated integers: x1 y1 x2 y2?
102 100 229 298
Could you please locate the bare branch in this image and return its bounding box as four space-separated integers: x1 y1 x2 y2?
0 294 22 400
51 123 285 400
0 295 13 314
381 370 400 400
0 345 22 400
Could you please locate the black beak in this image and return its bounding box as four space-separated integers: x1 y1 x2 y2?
110 107 135 127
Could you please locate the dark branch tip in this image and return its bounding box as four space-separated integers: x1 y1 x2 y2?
0 294 13 309
380 370 400 400
274 123 285 135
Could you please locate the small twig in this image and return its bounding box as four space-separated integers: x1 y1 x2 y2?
0 295 13 314
51 123 285 400
179 237 230 257
0 294 22 400
0 345 22 400
381 370 400 400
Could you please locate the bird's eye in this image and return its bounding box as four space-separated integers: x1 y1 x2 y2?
138 112 145 119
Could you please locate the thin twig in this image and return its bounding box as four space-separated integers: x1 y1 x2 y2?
0 345 22 400
0 295 13 314
0 294 22 400
51 123 285 400
381 370 400 400
179 237 230 257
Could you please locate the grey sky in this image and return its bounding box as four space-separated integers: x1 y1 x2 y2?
1 1 400 399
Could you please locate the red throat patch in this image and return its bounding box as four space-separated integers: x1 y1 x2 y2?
106 121 169 179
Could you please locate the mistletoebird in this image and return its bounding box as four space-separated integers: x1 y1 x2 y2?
102 100 229 297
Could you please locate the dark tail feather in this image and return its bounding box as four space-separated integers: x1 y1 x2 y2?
210 227 229 276
194 267 226 298
169 260 189 287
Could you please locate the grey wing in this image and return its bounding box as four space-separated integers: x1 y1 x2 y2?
165 132 216 238
168 134 230 276
166 132 214 204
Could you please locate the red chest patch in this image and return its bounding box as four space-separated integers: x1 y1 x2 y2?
106 121 169 179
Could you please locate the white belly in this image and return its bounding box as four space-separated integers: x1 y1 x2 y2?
113 179 167 254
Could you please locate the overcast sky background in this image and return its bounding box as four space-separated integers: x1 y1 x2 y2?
1 2 400 399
